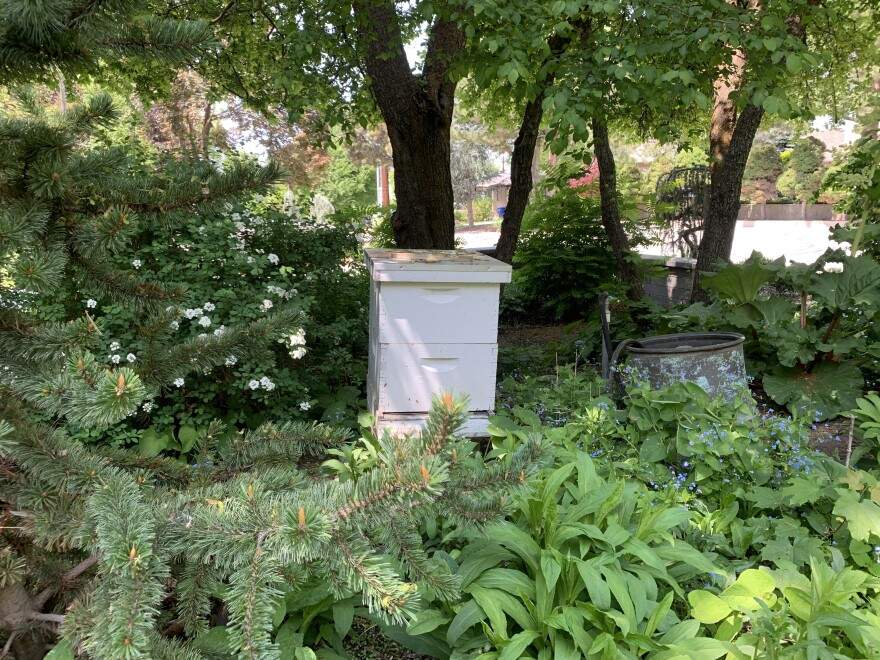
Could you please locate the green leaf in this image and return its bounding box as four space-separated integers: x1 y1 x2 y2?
833 489 880 542
763 361 863 420
540 551 562 595
406 609 450 635
138 428 171 456
688 590 732 624
721 569 776 610
44 641 75 660
809 255 880 312
576 561 611 610
498 630 540 660
469 585 509 639
447 599 485 645
332 601 354 638
178 424 199 453
785 53 802 74
701 253 782 304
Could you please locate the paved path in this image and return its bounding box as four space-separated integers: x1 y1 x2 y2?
458 224 842 264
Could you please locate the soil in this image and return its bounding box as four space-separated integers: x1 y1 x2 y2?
343 618 430 660
498 323 578 349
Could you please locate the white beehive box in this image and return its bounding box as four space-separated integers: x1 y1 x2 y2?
365 249 512 437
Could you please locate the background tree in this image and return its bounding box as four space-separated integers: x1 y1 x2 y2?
175 0 468 249
741 141 785 203
692 0 878 300
450 124 499 226
776 135 829 201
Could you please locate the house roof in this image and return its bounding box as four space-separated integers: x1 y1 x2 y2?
476 171 511 189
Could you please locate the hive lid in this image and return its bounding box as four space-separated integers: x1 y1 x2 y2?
365 249 512 283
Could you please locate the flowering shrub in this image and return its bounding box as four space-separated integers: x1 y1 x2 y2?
29 197 369 447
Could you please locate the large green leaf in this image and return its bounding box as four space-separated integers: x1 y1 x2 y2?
763 361 863 420
809 255 880 312
832 490 880 542
688 590 732 624
702 252 783 304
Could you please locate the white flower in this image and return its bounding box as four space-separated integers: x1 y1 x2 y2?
254 194 264 203
86 298 97 308
165 306 176 313
213 325 226 336
198 316 211 328
170 321 179 330
184 308 200 319
299 401 311 411
260 376 275 391
234 222 246 232
248 380 260 390
288 329 306 346
260 299 273 312
290 346 307 360
203 302 215 311
173 377 185 388
132 259 142 269
110 341 121 351
232 212 241 221
201 187 210 196
111 354 121 364
267 253 279 265
224 355 237 366
198 225 207 235
247 256 254 264
198 333 207 339
126 353 136 363
142 402 154 412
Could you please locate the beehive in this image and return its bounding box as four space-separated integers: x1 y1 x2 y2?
365 249 512 436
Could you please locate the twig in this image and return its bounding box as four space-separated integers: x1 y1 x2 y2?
29 613 65 624
846 415 855 469
34 554 100 610
1 632 17 658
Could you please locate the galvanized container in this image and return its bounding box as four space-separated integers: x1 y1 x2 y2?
611 332 748 399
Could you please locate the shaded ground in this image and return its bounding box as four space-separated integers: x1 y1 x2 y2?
344 619 429 660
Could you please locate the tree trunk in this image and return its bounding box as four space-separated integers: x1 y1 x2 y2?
385 112 457 248
494 34 569 264
691 103 764 300
201 101 213 158
466 192 474 227
354 0 463 249
591 117 644 301
691 30 765 302
494 93 546 264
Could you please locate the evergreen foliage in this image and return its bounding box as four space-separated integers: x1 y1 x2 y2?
0 91 293 427
0 0 215 85
0 393 541 658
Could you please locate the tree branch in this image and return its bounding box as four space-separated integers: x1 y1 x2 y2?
34 554 101 610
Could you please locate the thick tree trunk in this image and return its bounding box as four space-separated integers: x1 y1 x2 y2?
354 0 463 249
495 34 569 264
691 32 765 302
591 117 644 301
692 103 764 300
466 192 474 226
385 111 456 248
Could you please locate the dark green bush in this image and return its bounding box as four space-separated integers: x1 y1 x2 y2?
509 183 617 321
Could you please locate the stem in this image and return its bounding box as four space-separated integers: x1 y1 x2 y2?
34 554 101 610
846 415 855 469
29 613 65 624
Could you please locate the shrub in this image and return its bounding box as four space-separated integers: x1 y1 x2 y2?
29 197 370 448
742 142 784 203
776 136 828 202
510 183 617 321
